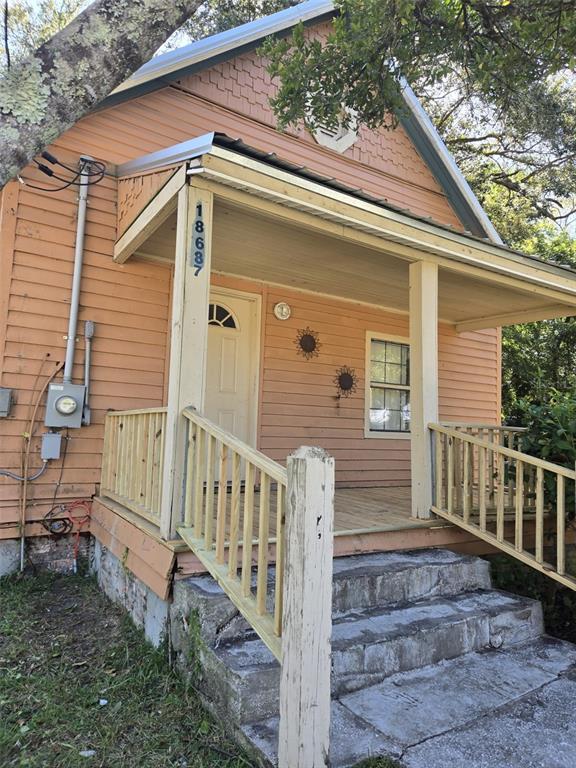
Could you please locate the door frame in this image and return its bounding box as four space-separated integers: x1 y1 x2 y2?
207 284 262 449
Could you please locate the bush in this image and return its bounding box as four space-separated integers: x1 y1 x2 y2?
510 390 576 514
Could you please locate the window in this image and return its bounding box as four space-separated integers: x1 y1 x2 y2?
368 338 410 434
208 303 237 329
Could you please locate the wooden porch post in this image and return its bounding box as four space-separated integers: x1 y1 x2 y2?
159 183 213 539
279 446 334 768
409 261 439 519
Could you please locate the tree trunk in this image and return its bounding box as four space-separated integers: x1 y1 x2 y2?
0 0 202 187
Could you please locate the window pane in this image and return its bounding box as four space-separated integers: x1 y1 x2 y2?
371 361 385 383
371 340 387 362
386 343 401 363
370 388 385 411
385 362 403 385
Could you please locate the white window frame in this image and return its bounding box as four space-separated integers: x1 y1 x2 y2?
364 331 411 440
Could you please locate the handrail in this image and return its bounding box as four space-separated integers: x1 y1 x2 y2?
101 407 167 527
182 407 287 484
180 407 287 659
443 422 527 432
430 423 576 591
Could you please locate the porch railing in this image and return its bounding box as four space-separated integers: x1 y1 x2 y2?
431 423 576 590
100 407 167 528
179 407 288 658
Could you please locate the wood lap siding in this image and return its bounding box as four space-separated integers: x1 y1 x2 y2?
213 276 500 488
0 166 170 532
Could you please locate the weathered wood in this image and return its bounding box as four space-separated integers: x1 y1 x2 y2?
274 484 285 636
409 261 438 519
496 453 505 543
278 447 334 768
204 435 216 550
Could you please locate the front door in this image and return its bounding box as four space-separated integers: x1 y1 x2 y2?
205 289 259 446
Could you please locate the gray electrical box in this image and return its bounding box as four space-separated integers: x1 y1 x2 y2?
45 382 86 428
0 388 13 417
41 432 62 460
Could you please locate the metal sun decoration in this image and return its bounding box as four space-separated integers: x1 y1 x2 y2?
334 366 357 398
296 327 321 359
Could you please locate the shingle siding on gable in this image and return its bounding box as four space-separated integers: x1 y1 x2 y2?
169 20 462 229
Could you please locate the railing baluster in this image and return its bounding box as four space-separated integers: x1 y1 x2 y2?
215 442 228 565
463 441 471 523
241 462 255 597
496 452 505 542
434 431 443 508
184 420 196 529
274 483 285 636
257 474 271 615
557 474 565 575
193 427 206 538
447 437 454 514
454 438 462 511
479 446 487 532
536 467 544 564
228 452 241 576
204 435 215 550
515 460 524 552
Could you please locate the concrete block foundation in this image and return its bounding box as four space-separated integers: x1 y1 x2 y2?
91 538 169 647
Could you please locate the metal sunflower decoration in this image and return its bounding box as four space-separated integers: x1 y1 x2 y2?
334 365 357 397
295 327 321 359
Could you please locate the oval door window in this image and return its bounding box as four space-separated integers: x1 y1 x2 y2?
208 303 238 329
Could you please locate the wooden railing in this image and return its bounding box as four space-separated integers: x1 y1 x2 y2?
431 423 576 590
179 407 288 659
100 407 167 528
445 422 527 451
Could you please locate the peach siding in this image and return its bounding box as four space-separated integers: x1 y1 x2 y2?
213 275 500 488
0 33 495 532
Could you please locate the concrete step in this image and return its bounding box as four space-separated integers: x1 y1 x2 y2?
243 636 576 768
203 588 542 725
171 549 491 651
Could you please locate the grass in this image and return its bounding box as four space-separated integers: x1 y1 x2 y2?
0 571 403 768
0 572 251 768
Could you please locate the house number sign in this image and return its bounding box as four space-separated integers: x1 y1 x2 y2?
191 202 206 276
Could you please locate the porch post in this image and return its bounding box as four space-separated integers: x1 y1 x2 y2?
409 261 439 519
159 183 213 539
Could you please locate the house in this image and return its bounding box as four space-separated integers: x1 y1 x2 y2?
2 1 576 765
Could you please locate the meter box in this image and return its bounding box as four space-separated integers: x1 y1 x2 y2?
45 383 86 428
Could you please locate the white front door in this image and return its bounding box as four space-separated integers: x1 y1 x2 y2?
205 289 259 446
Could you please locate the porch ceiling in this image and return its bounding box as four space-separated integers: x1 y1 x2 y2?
133 200 576 329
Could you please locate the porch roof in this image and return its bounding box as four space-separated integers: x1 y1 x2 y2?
113 134 576 332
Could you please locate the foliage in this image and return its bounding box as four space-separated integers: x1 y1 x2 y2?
264 1 576 226
181 0 296 41
489 554 576 644
501 227 576 417
0 573 250 767
1 1 85 67
508 391 576 513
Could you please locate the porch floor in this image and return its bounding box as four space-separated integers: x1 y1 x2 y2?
209 485 422 542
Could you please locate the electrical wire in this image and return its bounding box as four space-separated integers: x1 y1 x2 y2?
18 154 107 194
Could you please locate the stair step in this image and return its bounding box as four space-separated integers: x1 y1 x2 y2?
171 549 491 650
331 588 543 695
242 636 576 768
209 588 542 724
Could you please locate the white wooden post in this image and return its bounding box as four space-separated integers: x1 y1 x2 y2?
160 183 213 539
279 446 334 768
409 261 439 519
